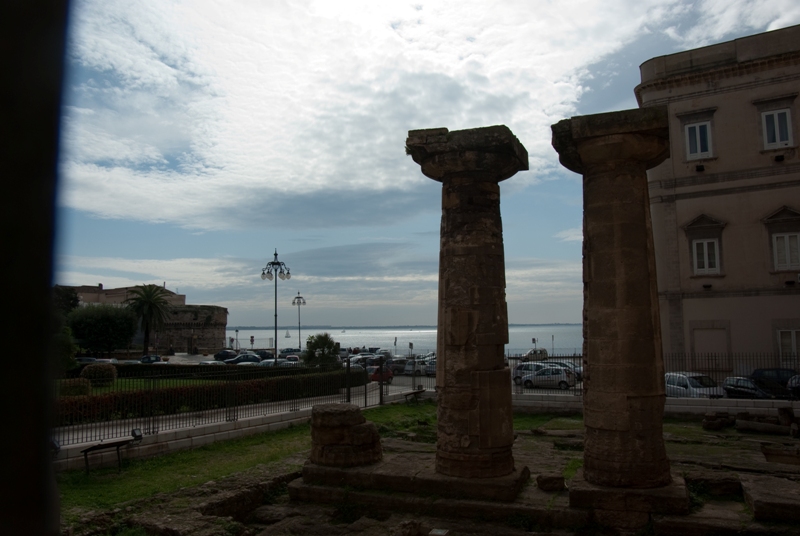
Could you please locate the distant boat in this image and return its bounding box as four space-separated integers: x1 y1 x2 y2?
341 330 346 333
285 330 291 338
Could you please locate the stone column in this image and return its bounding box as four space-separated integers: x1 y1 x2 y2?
406 126 528 478
551 107 672 488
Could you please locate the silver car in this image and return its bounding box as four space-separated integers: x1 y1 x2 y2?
665 372 724 398
513 361 559 385
520 367 576 390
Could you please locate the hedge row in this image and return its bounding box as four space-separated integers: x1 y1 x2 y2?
53 369 367 426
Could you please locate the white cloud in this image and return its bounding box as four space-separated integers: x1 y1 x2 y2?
60 0 715 230
554 228 583 242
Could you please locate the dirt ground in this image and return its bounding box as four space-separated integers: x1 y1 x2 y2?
63 416 800 536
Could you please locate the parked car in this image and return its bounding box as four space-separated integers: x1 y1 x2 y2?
284 355 300 362
513 361 559 385
425 359 436 376
404 359 429 376
76 357 97 364
258 359 287 367
348 364 365 373
386 358 408 375
522 348 549 361
367 365 394 384
94 358 119 364
789 375 800 399
139 355 162 364
665 372 724 398
750 368 797 387
520 367 575 390
223 354 260 365
722 376 794 399
543 359 583 382
199 360 225 366
279 348 302 359
214 349 237 361
256 350 274 361
346 355 367 366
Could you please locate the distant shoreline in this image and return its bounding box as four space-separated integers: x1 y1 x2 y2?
228 323 581 330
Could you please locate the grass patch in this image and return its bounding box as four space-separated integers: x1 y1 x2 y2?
539 416 583 431
365 400 438 443
512 413 556 431
58 423 311 522
563 457 583 480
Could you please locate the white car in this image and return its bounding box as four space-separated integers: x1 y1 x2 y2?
520 367 576 390
404 359 430 376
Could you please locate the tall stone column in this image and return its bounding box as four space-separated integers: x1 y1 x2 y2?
406 126 528 478
551 107 672 488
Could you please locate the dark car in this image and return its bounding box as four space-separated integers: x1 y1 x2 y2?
279 348 302 359
256 350 275 360
223 354 260 365
214 349 237 361
139 355 162 364
722 376 794 399
750 368 797 387
788 375 800 399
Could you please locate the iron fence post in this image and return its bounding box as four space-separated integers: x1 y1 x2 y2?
346 358 351 403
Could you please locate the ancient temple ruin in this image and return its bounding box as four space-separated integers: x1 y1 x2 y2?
551 107 673 488
405 125 529 478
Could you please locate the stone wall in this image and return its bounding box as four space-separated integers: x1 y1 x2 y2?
157 305 228 354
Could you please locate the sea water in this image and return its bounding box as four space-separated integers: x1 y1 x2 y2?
226 324 582 356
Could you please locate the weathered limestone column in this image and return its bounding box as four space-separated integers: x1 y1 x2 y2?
406 126 528 478
551 107 672 488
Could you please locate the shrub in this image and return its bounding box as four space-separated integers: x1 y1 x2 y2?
59 378 92 397
80 363 118 388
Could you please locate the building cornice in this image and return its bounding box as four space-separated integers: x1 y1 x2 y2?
635 51 800 107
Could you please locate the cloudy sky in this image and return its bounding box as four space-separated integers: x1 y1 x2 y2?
55 0 800 327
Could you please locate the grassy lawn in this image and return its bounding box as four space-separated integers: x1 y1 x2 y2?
58 423 311 519
58 401 576 520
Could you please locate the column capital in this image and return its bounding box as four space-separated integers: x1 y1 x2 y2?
406 125 528 182
551 107 670 174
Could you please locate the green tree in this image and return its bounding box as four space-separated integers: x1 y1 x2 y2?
52 324 79 375
67 305 137 356
52 285 80 317
125 284 171 355
303 332 339 365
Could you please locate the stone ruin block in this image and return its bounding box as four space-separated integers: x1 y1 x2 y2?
309 403 382 468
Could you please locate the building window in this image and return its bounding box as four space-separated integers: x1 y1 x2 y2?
685 122 712 160
693 239 720 275
762 109 793 149
763 206 800 272
778 330 799 358
773 232 800 271
683 214 726 277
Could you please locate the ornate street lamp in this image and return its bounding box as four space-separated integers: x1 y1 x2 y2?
292 292 306 351
261 249 291 365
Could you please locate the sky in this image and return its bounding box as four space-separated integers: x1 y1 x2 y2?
55 0 800 327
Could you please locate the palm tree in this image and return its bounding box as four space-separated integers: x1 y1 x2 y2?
125 284 171 355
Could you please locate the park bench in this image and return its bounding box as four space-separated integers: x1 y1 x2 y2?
80 429 142 474
404 386 426 404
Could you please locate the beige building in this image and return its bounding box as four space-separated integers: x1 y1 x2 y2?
636 24 800 365
67 283 227 354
